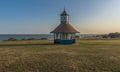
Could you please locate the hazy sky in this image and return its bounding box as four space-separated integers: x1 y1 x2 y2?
0 0 120 34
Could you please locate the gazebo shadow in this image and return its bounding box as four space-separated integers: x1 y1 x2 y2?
0 42 74 47
39 43 55 45
0 43 55 47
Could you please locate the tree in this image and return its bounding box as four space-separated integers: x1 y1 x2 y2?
108 32 120 38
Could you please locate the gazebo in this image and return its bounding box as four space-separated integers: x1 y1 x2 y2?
50 9 79 44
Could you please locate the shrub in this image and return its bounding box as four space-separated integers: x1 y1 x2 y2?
40 38 48 40
27 38 36 40
7 38 17 41
102 34 108 38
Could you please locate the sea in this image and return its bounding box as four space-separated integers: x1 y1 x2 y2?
0 34 53 41
0 34 97 41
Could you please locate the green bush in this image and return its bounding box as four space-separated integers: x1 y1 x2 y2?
7 38 17 41
40 38 48 40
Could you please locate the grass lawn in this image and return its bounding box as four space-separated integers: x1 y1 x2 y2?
0 40 120 72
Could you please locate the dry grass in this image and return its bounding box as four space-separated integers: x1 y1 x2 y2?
0 40 120 72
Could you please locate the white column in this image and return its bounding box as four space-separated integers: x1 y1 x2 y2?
72 33 74 39
54 33 56 39
60 33 61 40
74 34 75 39
61 33 62 40
65 33 67 40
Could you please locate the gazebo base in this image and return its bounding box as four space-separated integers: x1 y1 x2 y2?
54 39 75 44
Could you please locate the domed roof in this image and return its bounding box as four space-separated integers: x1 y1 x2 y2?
50 23 79 33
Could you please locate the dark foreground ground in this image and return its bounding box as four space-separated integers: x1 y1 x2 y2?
0 40 120 72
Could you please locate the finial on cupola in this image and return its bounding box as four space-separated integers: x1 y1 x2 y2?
60 8 69 16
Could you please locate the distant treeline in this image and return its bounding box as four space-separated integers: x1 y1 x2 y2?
4 38 48 41
79 32 120 39
98 32 120 38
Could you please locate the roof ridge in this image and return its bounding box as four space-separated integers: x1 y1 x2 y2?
50 23 79 33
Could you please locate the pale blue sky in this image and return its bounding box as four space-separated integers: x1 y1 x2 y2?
0 0 120 34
